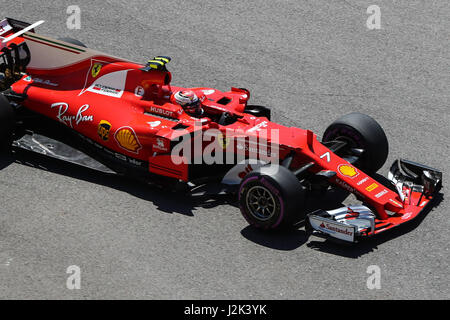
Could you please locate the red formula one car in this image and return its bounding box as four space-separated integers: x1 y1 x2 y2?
0 18 442 243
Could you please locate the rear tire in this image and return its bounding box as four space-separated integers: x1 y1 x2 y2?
323 112 389 173
239 164 305 230
0 94 15 151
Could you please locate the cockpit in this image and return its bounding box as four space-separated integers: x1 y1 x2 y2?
139 56 241 126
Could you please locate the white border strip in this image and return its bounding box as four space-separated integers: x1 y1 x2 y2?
1 20 45 44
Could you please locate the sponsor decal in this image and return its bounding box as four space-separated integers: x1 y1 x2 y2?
247 121 268 133
357 177 369 185
366 183 378 192
0 20 12 36
76 132 145 168
218 133 230 150
51 103 93 128
156 138 165 149
147 121 161 128
114 153 127 161
79 61 130 98
91 63 102 78
114 126 142 154
202 89 215 95
335 178 364 198
338 164 359 178
375 189 388 198
134 86 145 97
389 198 403 207
318 222 354 237
401 212 413 220
238 164 253 179
98 120 112 141
236 142 276 158
221 160 267 185
128 158 143 166
23 76 58 86
89 83 123 98
149 106 175 118
309 215 355 242
33 78 59 87
153 137 170 152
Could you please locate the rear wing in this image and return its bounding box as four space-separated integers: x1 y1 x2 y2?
1 19 44 46
0 17 42 45
0 18 34 89
0 18 28 38
4 17 35 32
0 18 171 92
0 18 133 77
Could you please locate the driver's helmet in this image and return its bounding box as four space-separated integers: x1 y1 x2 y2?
171 90 203 115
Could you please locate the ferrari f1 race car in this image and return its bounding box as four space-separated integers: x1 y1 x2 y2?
0 18 443 243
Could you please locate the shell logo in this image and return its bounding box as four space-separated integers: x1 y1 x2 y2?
114 126 142 154
338 164 359 178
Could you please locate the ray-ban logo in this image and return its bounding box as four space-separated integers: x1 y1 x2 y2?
51 102 94 128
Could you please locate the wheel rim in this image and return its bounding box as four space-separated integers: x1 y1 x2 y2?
335 135 355 146
245 186 276 221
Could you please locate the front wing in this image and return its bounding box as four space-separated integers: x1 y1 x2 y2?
306 159 442 243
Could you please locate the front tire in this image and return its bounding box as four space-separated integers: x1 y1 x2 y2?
239 165 305 230
323 112 389 173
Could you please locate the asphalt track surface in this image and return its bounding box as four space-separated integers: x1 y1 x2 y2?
0 0 448 300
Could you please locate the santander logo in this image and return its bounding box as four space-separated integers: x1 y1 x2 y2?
319 222 353 236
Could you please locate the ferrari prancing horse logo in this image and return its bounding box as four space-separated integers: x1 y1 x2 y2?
91 63 102 78
218 133 230 149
